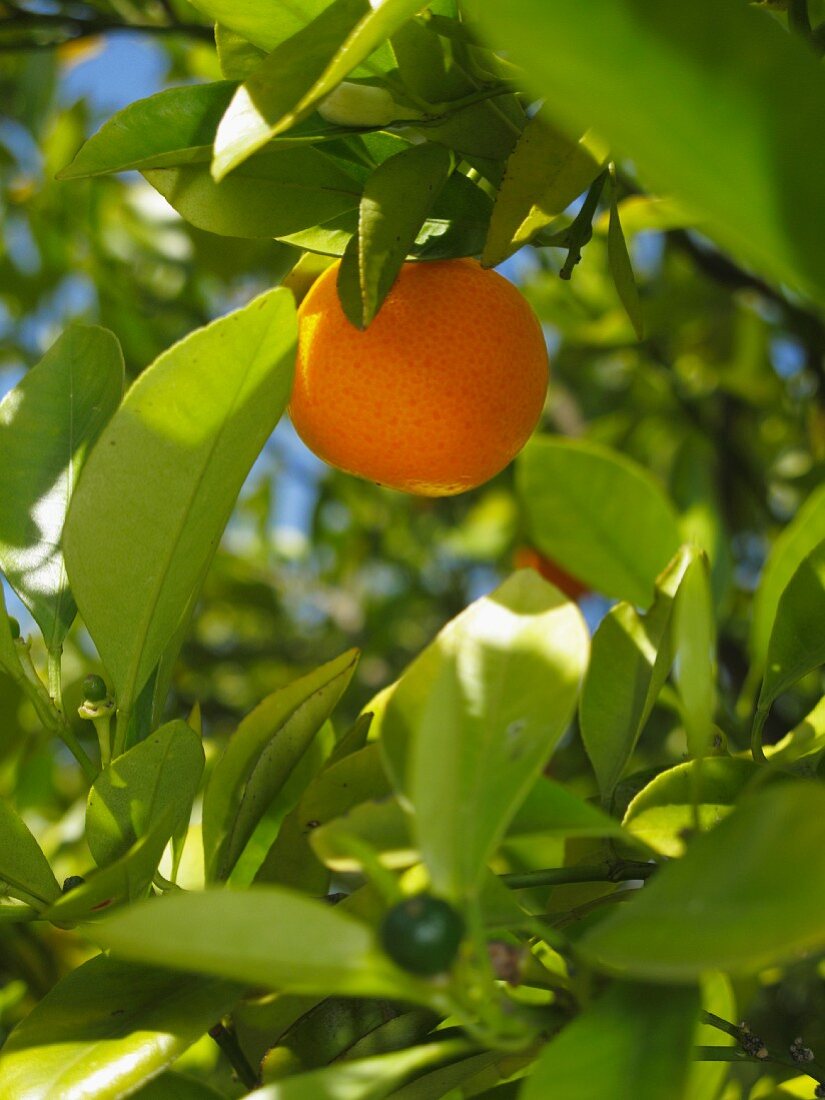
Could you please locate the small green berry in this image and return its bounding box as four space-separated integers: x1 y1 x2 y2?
8 617 20 640
62 875 85 894
82 674 108 703
379 893 464 977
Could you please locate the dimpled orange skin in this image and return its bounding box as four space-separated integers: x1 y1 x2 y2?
289 258 549 496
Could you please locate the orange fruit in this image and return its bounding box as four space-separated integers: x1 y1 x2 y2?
289 259 549 496
513 546 589 600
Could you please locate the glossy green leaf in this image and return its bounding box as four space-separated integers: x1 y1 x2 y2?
0 583 26 684
202 649 358 882
522 981 699 1100
251 1040 473 1100
0 800 60 909
482 114 605 267
133 1072 227 1099
580 546 693 799
255 741 390 890
216 25 266 80
607 174 644 340
63 289 297 722
751 483 825 670
92 887 418 999
758 539 825 713
687 973 736 1100
58 82 237 179
509 777 626 842
673 551 716 757
212 0 425 180
145 149 363 240
311 797 414 873
212 0 367 180
0 326 123 649
408 570 589 899
45 810 177 923
623 758 762 857
338 142 452 327
473 0 825 302
580 783 825 980
390 1050 506 1100
86 720 204 867
768 694 825 768
188 0 342 53
0 953 241 1100
517 437 681 608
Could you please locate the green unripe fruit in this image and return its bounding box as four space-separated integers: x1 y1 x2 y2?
82 674 108 703
8 617 20 640
62 875 85 894
379 893 464 976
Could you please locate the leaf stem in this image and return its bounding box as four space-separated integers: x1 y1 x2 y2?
558 171 608 280
209 1022 259 1090
751 704 769 764
500 860 656 891
47 647 63 715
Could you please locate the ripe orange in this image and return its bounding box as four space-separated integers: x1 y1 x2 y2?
289 259 549 496
513 546 589 600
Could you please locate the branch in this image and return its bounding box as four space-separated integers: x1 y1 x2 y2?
0 8 214 51
667 229 825 398
500 860 656 890
700 1011 825 1086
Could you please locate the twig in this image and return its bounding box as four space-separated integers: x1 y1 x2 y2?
0 8 213 51
501 860 656 891
700 1011 825 1085
209 1022 260 1090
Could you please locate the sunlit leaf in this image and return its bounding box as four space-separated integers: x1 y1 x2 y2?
0 326 123 649
63 290 297 726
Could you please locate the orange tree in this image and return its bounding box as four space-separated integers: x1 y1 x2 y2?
0 2 824 1098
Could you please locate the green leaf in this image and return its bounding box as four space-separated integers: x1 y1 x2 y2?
607 173 644 340
212 0 425 180
0 326 123 649
255 742 391 891
673 551 716 758
216 25 266 80
473 0 825 302
0 583 26 684
688 974 737 1100
86 720 204 867
144 149 363 240
509 776 626 842
623 757 762 857
389 1050 507 1100
133 1073 227 1099
521 981 699 1100
579 782 825 980
337 143 452 327
768 694 825 768
751 483 825 671
0 800 60 908
63 289 297 723
188 0 336 53
250 1040 474 1100
45 811 177 923
202 649 359 882
58 82 238 179
580 547 693 799
482 113 605 267
0 953 241 1100
408 570 589 899
758 539 825 714
517 437 682 607
212 0 366 180
310 797 414 874
91 888 418 1000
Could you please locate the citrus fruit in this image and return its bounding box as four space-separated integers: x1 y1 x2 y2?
513 546 589 600
380 893 465 976
81 674 108 703
290 259 549 496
